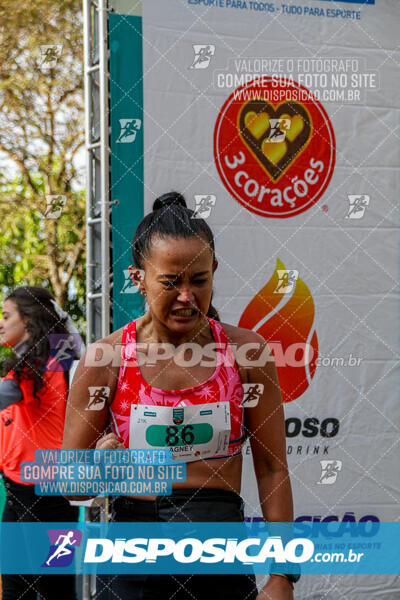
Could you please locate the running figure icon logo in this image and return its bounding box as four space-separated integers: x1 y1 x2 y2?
273 270 298 294
40 44 63 68
346 195 370 219
121 269 140 293
116 118 142 143
48 333 82 372
189 45 215 69
265 118 291 143
86 386 110 411
42 529 82 567
317 460 342 485
242 383 264 408
44 194 66 219
192 195 216 219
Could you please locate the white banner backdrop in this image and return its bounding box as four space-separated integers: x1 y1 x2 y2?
137 1 400 596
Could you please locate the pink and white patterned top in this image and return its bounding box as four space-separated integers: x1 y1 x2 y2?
110 316 246 459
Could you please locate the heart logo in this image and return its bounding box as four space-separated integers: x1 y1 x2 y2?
238 100 312 182
214 78 335 218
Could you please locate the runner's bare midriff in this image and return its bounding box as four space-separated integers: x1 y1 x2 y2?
126 453 243 501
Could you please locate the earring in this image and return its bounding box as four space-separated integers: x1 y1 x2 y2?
140 290 147 297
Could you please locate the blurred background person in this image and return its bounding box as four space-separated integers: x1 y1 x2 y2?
0 286 83 600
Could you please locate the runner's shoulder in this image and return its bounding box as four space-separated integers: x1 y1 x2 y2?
83 327 124 361
219 322 266 348
95 327 125 346
77 327 125 390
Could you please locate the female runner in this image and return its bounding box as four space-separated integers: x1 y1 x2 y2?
63 192 296 600
0 286 82 599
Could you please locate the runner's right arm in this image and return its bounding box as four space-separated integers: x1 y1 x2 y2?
61 334 122 500
63 334 121 450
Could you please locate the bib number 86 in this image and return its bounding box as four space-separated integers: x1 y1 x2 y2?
165 425 194 446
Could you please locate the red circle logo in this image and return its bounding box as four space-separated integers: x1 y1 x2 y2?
214 78 336 218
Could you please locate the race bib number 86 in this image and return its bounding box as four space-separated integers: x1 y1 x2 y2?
129 403 231 462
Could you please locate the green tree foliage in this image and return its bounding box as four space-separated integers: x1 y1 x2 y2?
0 0 85 344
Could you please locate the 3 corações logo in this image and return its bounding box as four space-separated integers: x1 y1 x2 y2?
214 78 336 218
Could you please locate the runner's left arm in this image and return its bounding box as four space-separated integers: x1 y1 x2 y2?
245 332 293 523
245 333 295 598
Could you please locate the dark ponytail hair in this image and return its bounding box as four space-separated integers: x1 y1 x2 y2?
2 286 71 399
132 192 220 321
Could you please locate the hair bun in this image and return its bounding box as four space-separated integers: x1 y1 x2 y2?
152 192 187 212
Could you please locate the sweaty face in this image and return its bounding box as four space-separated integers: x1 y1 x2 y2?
0 298 30 348
142 236 217 333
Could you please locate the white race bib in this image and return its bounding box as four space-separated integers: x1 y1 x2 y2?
129 402 231 462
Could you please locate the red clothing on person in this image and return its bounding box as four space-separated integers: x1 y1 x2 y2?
0 358 68 484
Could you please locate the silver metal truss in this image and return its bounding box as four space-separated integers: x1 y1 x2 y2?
83 0 111 597
84 0 111 345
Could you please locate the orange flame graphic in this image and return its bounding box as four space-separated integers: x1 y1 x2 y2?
238 258 318 403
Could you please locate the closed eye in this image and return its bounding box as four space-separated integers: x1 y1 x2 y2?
162 279 207 288
162 281 178 288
